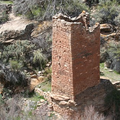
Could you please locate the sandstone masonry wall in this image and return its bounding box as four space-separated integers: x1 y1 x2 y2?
51 13 100 119
52 18 74 100
52 13 100 102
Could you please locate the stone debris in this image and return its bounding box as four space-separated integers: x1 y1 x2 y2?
100 23 113 33
30 76 44 91
51 94 70 101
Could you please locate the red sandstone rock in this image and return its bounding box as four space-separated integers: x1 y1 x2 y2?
100 23 113 32
51 94 70 101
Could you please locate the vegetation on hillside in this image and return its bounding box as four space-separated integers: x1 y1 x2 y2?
92 0 120 25
13 0 89 20
0 11 8 24
0 39 49 86
1 0 120 119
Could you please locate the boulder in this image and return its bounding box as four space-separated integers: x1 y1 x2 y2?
51 79 116 119
30 78 39 91
30 76 44 91
100 24 113 33
75 79 115 113
0 23 34 41
37 76 44 82
51 94 70 101
30 74 37 78
0 11 35 41
0 83 4 94
100 49 109 63
2 39 14 44
111 58 120 73
0 30 24 41
105 60 112 68
101 32 120 42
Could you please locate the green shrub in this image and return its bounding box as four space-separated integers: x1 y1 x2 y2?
105 41 120 73
0 40 35 86
31 6 45 20
99 0 120 4
107 41 120 59
0 64 28 86
9 60 23 71
60 0 89 17
44 67 52 81
33 49 47 70
0 39 50 86
114 14 120 26
0 11 8 24
1 40 35 63
92 0 120 25
31 7 41 17
24 8 34 20
0 94 4 105
0 1 13 4
13 0 89 20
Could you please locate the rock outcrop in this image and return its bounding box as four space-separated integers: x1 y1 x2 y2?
30 76 44 91
31 21 52 58
51 79 116 120
35 79 116 120
100 22 120 73
0 15 34 41
100 24 113 33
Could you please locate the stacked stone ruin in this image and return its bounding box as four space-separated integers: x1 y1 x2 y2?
51 11 100 119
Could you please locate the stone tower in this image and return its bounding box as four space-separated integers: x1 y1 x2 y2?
51 12 100 117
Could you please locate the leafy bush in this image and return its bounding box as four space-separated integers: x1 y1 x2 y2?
33 49 47 70
92 0 120 25
104 41 120 73
9 60 23 71
13 0 89 20
1 40 35 64
31 22 52 60
0 1 13 4
0 40 36 86
0 11 8 24
0 39 49 86
0 94 4 105
0 64 28 86
0 95 107 120
107 41 120 59
84 0 99 7
99 0 120 4
0 94 54 120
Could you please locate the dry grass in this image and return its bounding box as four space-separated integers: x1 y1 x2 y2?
0 96 112 120
81 106 105 120
0 94 55 120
